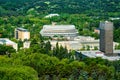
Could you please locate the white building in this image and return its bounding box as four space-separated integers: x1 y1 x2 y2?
0 38 18 51
50 41 81 51
77 50 120 61
45 14 59 18
23 41 31 49
40 25 78 39
74 36 119 50
50 36 119 51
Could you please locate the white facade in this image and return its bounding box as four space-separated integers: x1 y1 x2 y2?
74 36 119 50
23 41 31 48
0 38 18 51
50 36 119 51
40 25 78 38
45 14 59 18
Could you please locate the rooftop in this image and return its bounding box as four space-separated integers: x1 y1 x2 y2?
99 21 113 30
0 38 16 45
45 14 59 18
17 28 28 32
77 50 120 61
43 25 76 30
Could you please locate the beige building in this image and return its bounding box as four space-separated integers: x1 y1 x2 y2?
0 38 18 51
15 28 30 41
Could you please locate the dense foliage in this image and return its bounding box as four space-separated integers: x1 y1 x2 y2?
0 0 120 16
0 38 120 80
0 48 120 80
0 44 15 55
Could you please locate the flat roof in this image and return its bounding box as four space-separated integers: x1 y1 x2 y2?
0 38 16 45
45 14 59 18
43 25 76 30
77 50 120 61
17 28 28 32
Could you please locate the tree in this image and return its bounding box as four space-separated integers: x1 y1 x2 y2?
0 44 15 55
18 40 23 49
0 66 38 80
44 41 51 54
86 45 90 50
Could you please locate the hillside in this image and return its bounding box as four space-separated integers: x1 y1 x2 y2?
0 0 120 16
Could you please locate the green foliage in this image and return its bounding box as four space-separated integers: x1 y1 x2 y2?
0 55 38 80
0 47 120 80
53 42 69 60
0 66 38 80
0 44 15 55
0 0 120 16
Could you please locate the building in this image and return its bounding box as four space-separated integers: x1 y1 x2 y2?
50 36 119 51
40 25 78 40
0 38 18 51
45 14 59 18
15 28 30 41
50 41 81 51
74 36 118 50
99 21 113 56
94 28 100 34
23 41 31 49
77 50 120 61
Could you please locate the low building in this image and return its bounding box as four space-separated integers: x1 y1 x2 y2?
45 14 59 18
23 41 31 49
40 25 78 40
74 36 119 50
15 28 30 41
76 50 120 61
50 36 119 51
0 38 18 51
50 41 81 51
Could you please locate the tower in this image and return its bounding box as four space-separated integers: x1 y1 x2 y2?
99 21 113 56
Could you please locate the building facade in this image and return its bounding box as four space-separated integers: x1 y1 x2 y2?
23 41 31 49
50 36 119 51
0 38 18 51
15 28 30 41
99 21 113 56
40 25 78 40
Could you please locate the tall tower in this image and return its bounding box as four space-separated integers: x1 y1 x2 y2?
99 21 113 56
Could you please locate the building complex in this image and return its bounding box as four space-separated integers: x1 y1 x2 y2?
77 21 120 61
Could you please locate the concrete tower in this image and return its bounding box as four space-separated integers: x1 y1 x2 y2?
99 21 113 56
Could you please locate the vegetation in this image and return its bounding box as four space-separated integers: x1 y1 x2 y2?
0 38 120 80
0 0 120 17
0 49 120 80
0 44 15 55
0 0 120 80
